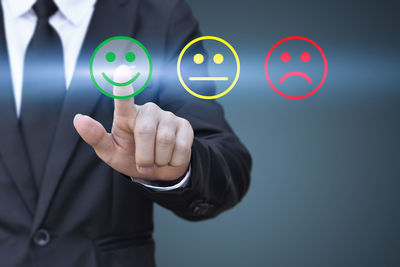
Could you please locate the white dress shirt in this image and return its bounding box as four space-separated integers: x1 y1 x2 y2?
1 0 189 190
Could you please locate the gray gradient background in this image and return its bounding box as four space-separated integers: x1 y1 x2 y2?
154 0 400 266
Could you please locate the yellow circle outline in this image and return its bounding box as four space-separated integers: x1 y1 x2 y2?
177 36 240 100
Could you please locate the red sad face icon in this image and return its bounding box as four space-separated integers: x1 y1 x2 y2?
264 36 328 99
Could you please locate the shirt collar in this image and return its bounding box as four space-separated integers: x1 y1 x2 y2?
3 0 97 25
3 0 36 18
55 0 97 25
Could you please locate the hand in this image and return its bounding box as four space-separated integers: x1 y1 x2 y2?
73 65 194 181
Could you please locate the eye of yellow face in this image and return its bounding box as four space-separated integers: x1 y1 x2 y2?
193 53 204 64
213 53 224 64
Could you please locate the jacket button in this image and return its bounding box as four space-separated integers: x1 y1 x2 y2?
190 200 213 216
33 229 51 247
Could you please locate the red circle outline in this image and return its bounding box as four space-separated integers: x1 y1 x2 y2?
264 36 328 99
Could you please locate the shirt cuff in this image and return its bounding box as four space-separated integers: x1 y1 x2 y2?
130 165 191 191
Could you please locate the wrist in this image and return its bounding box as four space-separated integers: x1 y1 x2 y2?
151 167 188 186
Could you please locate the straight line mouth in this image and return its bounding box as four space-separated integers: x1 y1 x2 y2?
189 77 229 81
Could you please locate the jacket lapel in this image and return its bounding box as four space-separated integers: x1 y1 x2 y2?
32 0 140 232
0 5 38 216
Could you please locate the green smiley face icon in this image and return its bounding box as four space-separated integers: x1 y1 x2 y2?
90 36 152 99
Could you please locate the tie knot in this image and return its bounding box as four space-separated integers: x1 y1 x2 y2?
33 0 58 18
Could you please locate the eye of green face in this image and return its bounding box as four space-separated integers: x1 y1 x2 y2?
105 52 116 62
125 52 136 62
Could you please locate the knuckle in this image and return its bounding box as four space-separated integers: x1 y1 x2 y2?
135 156 154 167
143 102 158 112
175 140 191 155
135 122 156 136
170 154 185 166
157 132 175 146
180 118 192 129
155 157 168 166
163 111 176 121
180 119 194 139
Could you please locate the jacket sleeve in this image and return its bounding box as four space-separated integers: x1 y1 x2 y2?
134 0 252 221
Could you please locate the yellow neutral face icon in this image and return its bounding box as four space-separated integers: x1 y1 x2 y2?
177 36 240 99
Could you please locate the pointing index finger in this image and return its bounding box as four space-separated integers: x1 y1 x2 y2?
113 65 136 119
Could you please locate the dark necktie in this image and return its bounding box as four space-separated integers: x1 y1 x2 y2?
20 0 66 187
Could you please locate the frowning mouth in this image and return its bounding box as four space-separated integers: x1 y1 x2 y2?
279 71 312 84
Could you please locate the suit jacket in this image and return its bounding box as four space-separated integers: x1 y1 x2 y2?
0 0 251 266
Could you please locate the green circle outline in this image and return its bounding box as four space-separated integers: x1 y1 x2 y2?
90 36 153 99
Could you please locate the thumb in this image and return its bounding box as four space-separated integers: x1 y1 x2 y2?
73 114 115 163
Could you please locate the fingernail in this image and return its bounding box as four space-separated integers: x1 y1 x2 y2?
138 166 153 174
114 65 132 83
73 114 82 126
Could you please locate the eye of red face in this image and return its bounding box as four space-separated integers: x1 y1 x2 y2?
300 52 310 62
280 52 291 63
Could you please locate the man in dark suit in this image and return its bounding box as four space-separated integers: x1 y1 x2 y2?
0 0 251 266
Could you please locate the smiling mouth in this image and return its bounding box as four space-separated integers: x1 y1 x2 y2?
189 77 228 81
279 71 312 84
102 72 141 86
